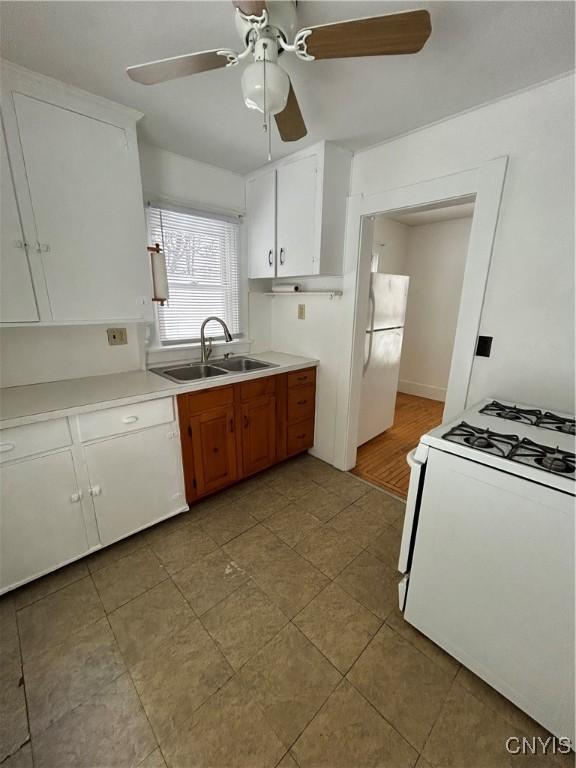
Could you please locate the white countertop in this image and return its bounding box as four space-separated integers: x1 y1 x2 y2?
0 352 318 429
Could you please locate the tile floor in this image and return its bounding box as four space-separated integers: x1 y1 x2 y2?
0 455 571 768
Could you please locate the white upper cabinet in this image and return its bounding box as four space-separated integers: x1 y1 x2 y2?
245 141 352 279
0 126 38 322
1 63 152 324
246 170 276 278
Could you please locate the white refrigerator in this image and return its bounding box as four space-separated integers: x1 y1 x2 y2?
357 273 409 447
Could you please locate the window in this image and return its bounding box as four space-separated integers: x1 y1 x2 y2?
147 203 241 345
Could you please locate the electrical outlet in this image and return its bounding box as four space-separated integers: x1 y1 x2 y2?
107 327 128 346
298 304 305 320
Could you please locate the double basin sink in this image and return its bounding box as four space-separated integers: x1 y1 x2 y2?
151 356 277 383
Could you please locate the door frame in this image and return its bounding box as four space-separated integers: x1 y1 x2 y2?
334 156 508 470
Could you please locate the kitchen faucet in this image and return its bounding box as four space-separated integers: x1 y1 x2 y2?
200 316 233 363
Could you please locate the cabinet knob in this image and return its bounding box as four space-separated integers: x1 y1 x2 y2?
122 415 139 424
268 249 273 267
89 485 102 497
70 491 83 503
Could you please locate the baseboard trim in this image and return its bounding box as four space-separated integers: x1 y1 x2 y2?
398 380 446 402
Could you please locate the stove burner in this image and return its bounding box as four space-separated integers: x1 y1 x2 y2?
466 435 495 449
537 455 572 474
508 438 575 478
443 422 518 458
479 401 576 436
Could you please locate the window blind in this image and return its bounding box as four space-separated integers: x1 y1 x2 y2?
147 204 241 345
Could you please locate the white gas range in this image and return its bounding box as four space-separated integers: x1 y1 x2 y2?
398 398 575 745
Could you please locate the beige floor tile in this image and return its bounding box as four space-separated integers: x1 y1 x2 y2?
386 609 460 678
0 595 21 680
0 669 29 762
264 504 322 548
299 457 343 486
293 485 349 523
86 533 148 573
415 757 434 768
330 502 392 548
240 624 341 748
13 560 89 609
293 584 381 674
367 521 403 569
203 582 288 670
17 577 105 660
25 616 125 736
218 474 271 502
355 489 405 525
32 673 156 768
347 625 453 751
267 470 318 501
296 524 364 578
172 548 249 615
108 580 195 667
139 748 167 768
335 551 398 620
319 474 370 505
292 679 417 768
252 550 330 619
92 548 168 612
164 676 285 768
236 487 292 521
277 752 299 768
455 666 554 738
1 743 33 768
223 525 291 573
141 512 199 546
148 523 217 575
423 681 573 768
130 619 233 746
198 502 259 545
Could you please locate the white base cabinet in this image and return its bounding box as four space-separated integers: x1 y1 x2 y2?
84 424 185 545
0 396 186 594
0 451 89 590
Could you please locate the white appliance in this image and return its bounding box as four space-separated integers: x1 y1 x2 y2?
357 273 409 446
399 398 575 743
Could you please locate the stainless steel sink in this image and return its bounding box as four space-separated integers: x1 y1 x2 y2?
212 357 275 373
150 364 228 383
151 357 276 383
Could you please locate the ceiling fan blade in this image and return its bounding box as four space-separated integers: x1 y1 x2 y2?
127 50 228 85
232 0 267 16
302 9 431 60
275 83 307 142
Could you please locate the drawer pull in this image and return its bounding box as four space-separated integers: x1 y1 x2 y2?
0 443 15 453
122 415 139 424
297 376 307 381
89 485 102 497
297 399 307 405
70 491 83 503
297 432 306 439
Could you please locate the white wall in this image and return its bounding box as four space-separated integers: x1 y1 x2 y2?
351 74 575 415
398 217 472 401
372 217 408 275
0 324 145 387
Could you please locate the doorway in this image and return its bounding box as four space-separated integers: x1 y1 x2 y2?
352 201 474 497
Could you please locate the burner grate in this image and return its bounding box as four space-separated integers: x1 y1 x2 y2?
509 438 575 478
479 400 576 436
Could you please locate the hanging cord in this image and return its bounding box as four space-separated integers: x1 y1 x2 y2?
262 42 272 162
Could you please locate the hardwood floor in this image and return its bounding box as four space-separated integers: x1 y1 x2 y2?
352 392 444 499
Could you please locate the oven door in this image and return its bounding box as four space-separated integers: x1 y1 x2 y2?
397 442 428 610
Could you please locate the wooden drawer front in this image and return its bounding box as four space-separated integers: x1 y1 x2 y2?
78 398 174 442
287 384 315 424
287 419 315 456
287 367 316 389
185 386 234 416
0 419 72 463
239 376 276 402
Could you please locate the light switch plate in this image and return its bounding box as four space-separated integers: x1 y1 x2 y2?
298 304 305 320
107 327 128 345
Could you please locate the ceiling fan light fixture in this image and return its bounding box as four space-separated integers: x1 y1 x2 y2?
241 60 289 115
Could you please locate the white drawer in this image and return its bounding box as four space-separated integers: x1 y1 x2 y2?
0 419 72 463
78 398 174 442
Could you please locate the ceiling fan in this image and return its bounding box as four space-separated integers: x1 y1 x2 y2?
127 2 431 144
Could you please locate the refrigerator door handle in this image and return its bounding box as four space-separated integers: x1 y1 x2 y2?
363 290 376 375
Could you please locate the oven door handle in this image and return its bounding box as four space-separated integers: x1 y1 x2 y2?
398 448 427 578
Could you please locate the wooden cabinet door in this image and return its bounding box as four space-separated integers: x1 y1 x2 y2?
246 170 276 279
84 425 185 546
240 395 276 477
190 405 237 495
276 154 318 278
13 93 150 322
0 451 89 591
0 128 38 322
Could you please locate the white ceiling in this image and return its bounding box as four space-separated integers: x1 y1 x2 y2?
1 1 574 174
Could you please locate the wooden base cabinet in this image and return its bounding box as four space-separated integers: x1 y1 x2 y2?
178 368 316 503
